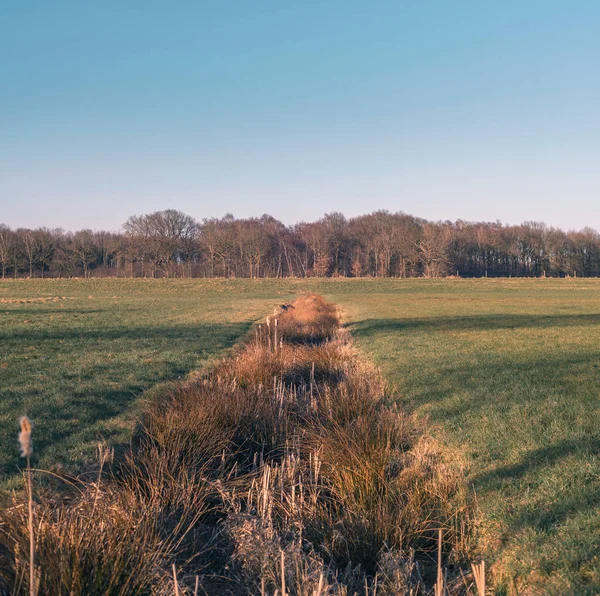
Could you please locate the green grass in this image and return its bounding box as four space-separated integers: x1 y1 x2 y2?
2 277 599 593
0 279 294 488
328 278 600 595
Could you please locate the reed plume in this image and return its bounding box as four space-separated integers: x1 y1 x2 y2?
19 416 36 596
18 415 33 458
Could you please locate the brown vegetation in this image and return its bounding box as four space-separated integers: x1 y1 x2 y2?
2 209 600 279
0 294 473 594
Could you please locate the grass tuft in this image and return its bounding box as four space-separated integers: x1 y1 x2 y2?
0 292 471 594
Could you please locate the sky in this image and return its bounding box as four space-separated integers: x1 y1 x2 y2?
1 1 599 232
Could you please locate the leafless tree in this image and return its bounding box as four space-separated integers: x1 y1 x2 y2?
2 209 600 279
0 225 12 279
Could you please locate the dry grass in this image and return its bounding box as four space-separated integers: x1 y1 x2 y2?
0 293 474 595
276 294 339 345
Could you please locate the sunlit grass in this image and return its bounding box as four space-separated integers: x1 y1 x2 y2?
336 278 600 594
1 291 467 594
2 277 599 592
0 279 292 487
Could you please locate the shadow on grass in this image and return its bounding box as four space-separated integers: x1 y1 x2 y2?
0 321 250 343
471 439 600 534
350 314 600 571
472 439 600 486
350 314 600 414
350 313 600 334
0 321 252 482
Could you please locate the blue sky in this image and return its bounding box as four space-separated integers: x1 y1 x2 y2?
1 1 599 231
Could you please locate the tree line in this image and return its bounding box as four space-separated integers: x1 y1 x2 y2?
1 209 599 279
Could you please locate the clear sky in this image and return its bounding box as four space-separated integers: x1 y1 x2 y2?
1 1 599 231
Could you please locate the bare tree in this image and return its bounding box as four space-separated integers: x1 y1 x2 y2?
3 208 600 279
0 225 11 279
72 230 96 278
124 210 197 278
20 229 37 278
35 228 57 278
418 223 451 278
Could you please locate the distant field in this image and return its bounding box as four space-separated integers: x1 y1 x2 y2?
2 278 599 593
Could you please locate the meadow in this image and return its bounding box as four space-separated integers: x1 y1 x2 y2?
337 278 600 595
0 279 292 487
1 277 599 594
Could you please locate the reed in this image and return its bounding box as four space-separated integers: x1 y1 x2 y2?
0 294 473 594
471 561 485 596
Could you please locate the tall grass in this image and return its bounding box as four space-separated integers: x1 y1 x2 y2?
0 294 473 594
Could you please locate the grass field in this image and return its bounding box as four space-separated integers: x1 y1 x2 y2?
0 279 292 488
335 279 600 595
1 278 599 593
